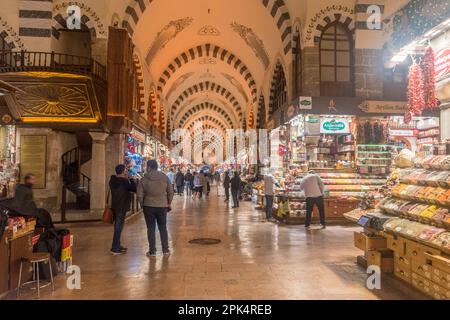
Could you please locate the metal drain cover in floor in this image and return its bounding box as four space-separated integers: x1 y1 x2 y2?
189 238 221 245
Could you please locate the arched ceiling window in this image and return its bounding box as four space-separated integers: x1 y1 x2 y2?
319 22 354 97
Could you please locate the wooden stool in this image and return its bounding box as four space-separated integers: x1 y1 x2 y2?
17 252 55 298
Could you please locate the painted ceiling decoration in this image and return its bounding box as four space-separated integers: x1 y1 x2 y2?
178 102 236 129
171 81 242 117
156 44 258 103
52 1 107 39
122 0 292 55
198 25 220 36
221 72 249 103
230 22 270 70
145 17 194 66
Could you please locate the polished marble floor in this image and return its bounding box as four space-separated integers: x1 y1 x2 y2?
10 186 426 300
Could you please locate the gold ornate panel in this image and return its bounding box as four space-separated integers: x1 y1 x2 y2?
11 82 100 123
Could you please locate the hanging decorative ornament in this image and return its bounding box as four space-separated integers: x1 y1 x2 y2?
421 46 438 109
407 63 425 117
403 111 413 125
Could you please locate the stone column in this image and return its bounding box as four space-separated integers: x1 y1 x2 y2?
89 132 109 214
440 104 450 141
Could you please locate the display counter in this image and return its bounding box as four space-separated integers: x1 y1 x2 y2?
347 154 450 300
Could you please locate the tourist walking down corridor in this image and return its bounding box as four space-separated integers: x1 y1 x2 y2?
300 170 326 230
175 169 185 196
137 160 174 257
230 171 241 208
263 173 279 222
109 165 137 255
184 170 193 196
167 168 175 191
223 170 230 202
193 172 202 199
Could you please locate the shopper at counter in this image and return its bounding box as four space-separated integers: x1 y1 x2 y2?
109 165 137 255
263 173 280 222
300 170 326 230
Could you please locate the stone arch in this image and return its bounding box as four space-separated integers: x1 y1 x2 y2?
156 44 258 103
170 81 243 118
178 102 236 129
268 60 287 116
256 94 266 129
304 5 355 46
52 1 107 40
122 0 292 55
0 16 26 51
133 54 146 114
185 115 228 133
148 87 158 124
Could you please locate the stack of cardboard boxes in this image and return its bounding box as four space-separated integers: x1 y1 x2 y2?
58 233 73 273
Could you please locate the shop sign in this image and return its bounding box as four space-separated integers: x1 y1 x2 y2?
20 135 47 189
299 96 312 110
358 100 408 114
131 128 146 142
388 129 417 137
435 48 450 80
320 118 350 134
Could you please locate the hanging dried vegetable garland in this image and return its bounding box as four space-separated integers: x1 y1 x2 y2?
421 46 438 109
405 63 425 123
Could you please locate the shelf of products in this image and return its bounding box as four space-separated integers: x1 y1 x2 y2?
357 144 395 175
375 155 450 300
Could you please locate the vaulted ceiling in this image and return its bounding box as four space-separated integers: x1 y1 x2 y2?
119 0 303 134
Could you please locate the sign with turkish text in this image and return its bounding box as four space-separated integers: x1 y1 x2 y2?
388 129 417 137
435 48 450 80
20 135 47 189
320 117 350 134
358 100 408 114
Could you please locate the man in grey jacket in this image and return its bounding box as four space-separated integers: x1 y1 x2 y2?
137 160 174 257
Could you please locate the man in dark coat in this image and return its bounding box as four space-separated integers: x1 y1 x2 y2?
109 164 136 255
184 170 193 196
230 171 241 208
12 173 38 216
175 169 185 196
223 171 230 202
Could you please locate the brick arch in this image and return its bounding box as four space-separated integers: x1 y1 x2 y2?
159 107 166 134
248 106 255 129
171 81 243 118
178 102 236 129
122 0 292 55
156 44 257 103
52 1 107 40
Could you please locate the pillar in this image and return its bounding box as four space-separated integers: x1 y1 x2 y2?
89 132 109 213
441 104 450 141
